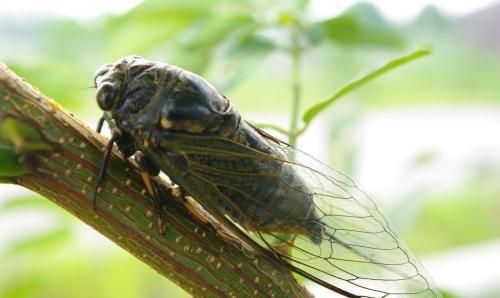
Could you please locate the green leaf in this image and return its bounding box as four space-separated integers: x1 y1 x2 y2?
440 290 459 298
212 26 277 91
104 18 193 57
104 0 255 58
305 2 404 48
108 0 214 29
252 123 290 136
8 60 92 110
1 275 43 298
298 47 432 136
6 226 72 255
0 118 52 180
0 118 52 153
104 0 213 56
224 27 277 58
170 16 255 74
0 196 53 212
0 145 29 178
181 16 254 50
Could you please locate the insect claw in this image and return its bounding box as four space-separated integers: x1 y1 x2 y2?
145 180 166 236
150 183 166 235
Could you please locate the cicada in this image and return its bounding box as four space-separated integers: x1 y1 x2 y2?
92 56 441 298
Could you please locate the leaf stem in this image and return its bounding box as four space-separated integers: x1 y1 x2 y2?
295 47 432 138
252 123 290 136
288 28 302 159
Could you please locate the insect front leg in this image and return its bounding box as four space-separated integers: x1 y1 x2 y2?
93 115 126 210
92 131 120 210
135 151 166 234
96 112 112 133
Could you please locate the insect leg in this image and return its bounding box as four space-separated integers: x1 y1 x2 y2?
154 151 211 224
270 234 297 258
182 195 210 225
92 132 120 210
135 152 166 234
165 183 210 225
96 116 105 133
96 113 112 133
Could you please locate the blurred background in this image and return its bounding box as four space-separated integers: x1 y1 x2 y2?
1 0 500 297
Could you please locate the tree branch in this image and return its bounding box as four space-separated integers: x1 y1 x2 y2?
0 62 313 298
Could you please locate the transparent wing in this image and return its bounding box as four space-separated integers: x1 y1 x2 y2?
155 131 441 298
267 143 440 298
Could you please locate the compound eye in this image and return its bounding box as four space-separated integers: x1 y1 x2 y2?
96 82 117 111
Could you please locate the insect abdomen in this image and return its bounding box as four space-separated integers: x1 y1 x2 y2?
186 155 324 243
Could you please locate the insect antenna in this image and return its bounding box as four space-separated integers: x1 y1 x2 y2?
78 85 97 91
92 132 120 210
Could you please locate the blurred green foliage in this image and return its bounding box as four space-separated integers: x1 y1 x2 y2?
406 173 500 254
2 0 500 297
